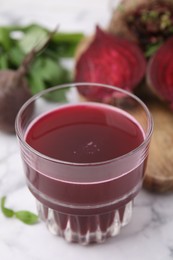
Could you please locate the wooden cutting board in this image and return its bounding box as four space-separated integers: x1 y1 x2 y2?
143 100 173 192
75 37 173 193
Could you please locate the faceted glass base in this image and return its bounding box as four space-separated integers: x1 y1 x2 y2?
36 200 133 245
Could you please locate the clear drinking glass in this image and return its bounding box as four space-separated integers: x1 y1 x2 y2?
15 83 153 245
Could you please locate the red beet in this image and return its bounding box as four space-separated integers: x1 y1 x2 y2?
0 69 32 133
0 30 55 134
147 37 173 109
75 27 146 101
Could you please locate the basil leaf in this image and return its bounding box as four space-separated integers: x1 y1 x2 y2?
15 210 39 225
1 196 15 218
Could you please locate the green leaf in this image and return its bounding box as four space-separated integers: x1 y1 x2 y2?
0 54 8 69
1 196 39 225
18 24 48 54
145 42 163 58
28 57 70 95
15 210 39 225
41 58 61 83
0 27 11 50
28 70 46 94
27 57 46 94
51 32 84 57
0 23 81 96
8 46 25 67
1 196 15 218
52 32 84 44
40 58 70 84
45 87 70 102
53 43 80 58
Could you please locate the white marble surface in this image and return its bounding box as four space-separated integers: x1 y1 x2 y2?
0 0 173 259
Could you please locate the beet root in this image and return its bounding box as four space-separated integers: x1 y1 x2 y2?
0 50 35 134
0 70 32 133
75 27 146 102
0 30 57 134
147 37 173 109
108 0 173 54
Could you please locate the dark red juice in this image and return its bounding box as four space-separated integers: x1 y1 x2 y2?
24 103 146 243
26 103 143 163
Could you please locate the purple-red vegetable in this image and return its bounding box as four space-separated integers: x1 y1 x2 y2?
108 0 173 56
0 63 33 133
0 30 54 134
147 36 173 109
75 27 146 102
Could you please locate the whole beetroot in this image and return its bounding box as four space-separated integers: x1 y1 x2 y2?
0 69 32 133
0 30 55 134
0 51 35 133
75 27 146 102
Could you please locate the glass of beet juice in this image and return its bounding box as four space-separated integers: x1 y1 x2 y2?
15 83 153 245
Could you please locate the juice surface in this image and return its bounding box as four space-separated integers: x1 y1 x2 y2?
26 103 144 163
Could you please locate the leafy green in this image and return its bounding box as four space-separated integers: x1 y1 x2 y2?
8 46 25 67
52 32 84 43
1 196 15 218
51 32 84 57
18 24 48 54
15 210 39 225
145 42 163 58
45 87 70 102
0 54 8 69
1 196 39 225
39 57 62 83
28 70 46 94
28 57 70 96
0 23 84 99
0 27 11 50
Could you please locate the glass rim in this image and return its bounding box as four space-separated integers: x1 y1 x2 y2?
15 82 153 166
